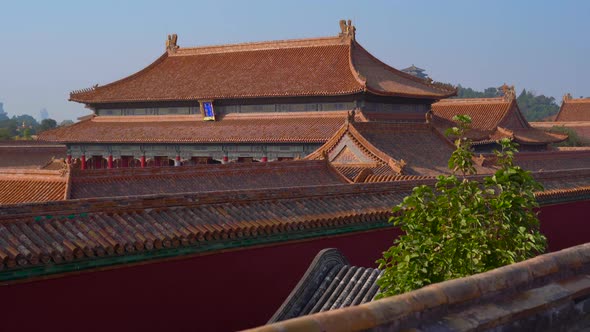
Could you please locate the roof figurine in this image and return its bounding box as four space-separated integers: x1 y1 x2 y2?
166 33 179 53
339 19 356 40
500 83 516 100
563 93 573 102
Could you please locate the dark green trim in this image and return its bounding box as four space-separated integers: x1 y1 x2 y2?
0 221 390 282
538 195 590 206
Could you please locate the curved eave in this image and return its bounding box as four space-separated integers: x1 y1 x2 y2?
350 41 457 100
68 89 366 105
69 52 170 104
363 86 457 100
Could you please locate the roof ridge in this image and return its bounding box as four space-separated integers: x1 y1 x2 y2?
435 97 507 104
172 36 348 56
0 168 67 177
566 98 590 103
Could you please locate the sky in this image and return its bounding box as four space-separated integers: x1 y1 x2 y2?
0 0 588 122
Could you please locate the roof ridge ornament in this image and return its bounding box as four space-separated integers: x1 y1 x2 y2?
500 83 516 101
563 93 572 102
339 19 356 41
166 34 179 53
346 109 356 124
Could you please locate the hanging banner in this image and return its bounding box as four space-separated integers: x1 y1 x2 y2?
200 101 215 121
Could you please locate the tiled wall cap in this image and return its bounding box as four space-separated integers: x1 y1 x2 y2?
250 243 590 332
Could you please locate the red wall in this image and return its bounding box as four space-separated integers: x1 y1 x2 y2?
1 200 588 332
540 200 590 252
1 228 401 332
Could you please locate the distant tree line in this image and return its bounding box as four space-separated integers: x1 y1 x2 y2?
455 85 560 122
0 103 73 140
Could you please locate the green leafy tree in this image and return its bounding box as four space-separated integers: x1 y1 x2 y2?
517 89 560 122
455 86 560 121
376 115 546 297
21 127 31 139
38 118 57 132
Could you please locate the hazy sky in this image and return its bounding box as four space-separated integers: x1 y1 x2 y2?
0 0 588 122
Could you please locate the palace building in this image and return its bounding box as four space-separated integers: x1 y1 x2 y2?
531 93 590 143
38 21 457 169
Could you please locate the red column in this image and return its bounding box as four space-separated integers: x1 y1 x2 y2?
140 156 146 168
261 156 268 162
66 155 72 164
222 156 229 164
175 155 181 166
80 155 86 170
107 155 113 169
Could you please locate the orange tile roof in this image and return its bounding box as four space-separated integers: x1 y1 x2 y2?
308 121 490 178
432 97 520 131
0 142 66 169
69 160 347 199
0 168 588 274
555 96 590 121
514 150 590 171
432 97 566 144
0 169 68 204
69 31 454 104
38 112 351 144
0 182 413 271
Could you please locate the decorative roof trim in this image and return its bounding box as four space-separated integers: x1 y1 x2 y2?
268 248 350 323
173 36 348 56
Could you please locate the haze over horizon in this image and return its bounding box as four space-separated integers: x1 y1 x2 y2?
0 0 588 122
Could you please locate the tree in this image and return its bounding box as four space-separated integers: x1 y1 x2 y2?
376 115 546 297
517 89 560 122
455 85 560 121
38 118 57 132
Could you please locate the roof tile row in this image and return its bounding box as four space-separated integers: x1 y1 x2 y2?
69 30 454 104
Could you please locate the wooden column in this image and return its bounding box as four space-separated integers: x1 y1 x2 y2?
66 155 72 164
80 155 86 170
107 155 113 169
140 155 146 168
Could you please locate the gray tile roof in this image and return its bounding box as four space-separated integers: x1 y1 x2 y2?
268 248 381 323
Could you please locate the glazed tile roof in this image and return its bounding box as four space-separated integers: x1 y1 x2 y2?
69 28 455 105
69 160 347 199
432 97 566 145
307 121 489 178
37 112 351 144
0 169 68 204
0 142 66 169
269 248 381 323
0 181 415 274
515 150 590 172
555 96 590 121
531 121 590 142
351 122 460 176
0 168 588 277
